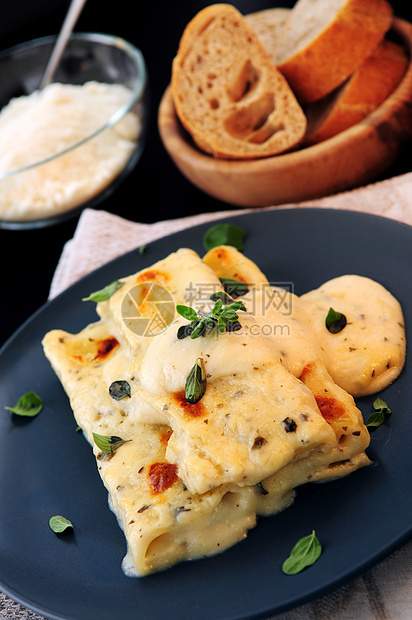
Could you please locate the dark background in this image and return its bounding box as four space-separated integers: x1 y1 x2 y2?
1 0 411 348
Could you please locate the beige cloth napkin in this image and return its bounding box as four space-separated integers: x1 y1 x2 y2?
2 171 412 619
48 171 412 299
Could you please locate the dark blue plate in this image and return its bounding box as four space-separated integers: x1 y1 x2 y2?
0 207 411 620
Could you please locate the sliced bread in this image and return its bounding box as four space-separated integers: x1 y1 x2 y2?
304 38 408 145
245 8 291 65
171 3 307 160
275 0 394 104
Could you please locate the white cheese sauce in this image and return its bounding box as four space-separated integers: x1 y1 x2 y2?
300 275 406 396
133 273 405 399
42 246 406 578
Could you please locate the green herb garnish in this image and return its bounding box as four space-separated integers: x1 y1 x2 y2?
92 433 129 454
49 515 73 534
209 291 233 305
82 280 123 302
185 358 206 404
325 307 347 333
366 397 392 429
203 223 245 252
176 297 246 340
219 277 249 299
5 391 43 417
176 305 198 321
109 380 131 401
282 530 322 575
138 244 147 255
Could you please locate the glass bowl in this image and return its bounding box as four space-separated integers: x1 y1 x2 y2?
0 32 148 229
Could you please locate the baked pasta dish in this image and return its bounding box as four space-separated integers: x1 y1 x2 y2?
42 246 406 576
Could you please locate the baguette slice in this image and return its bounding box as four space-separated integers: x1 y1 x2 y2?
245 8 291 65
171 3 307 160
304 38 408 145
275 0 394 104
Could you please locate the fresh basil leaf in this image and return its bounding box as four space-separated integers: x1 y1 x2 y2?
82 280 123 302
219 277 249 299
185 358 206 404
49 515 73 534
5 391 43 417
282 530 322 575
93 433 129 454
109 380 131 401
203 223 245 251
325 307 347 333
176 305 198 321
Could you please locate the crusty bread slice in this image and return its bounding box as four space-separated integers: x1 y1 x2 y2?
275 0 394 104
245 8 291 65
304 38 408 145
171 3 307 160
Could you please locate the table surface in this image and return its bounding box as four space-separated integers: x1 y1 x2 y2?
1 0 412 350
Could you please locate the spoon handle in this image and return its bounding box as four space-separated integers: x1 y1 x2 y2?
40 0 87 90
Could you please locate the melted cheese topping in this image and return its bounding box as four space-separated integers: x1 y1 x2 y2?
42 246 405 576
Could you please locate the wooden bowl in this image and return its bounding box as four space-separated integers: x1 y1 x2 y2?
158 17 412 208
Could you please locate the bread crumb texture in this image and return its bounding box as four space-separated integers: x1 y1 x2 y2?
171 4 307 160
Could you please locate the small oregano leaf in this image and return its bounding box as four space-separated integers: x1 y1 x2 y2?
325 307 347 334
49 515 73 534
185 358 206 404
373 397 391 414
109 380 131 401
5 391 43 417
282 530 322 575
93 433 129 454
366 397 392 429
176 305 198 321
203 223 245 252
219 277 249 299
210 291 233 305
176 297 246 341
82 280 123 302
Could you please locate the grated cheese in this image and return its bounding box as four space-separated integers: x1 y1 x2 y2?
0 81 141 221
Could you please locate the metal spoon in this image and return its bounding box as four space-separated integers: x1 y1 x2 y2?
40 0 87 89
